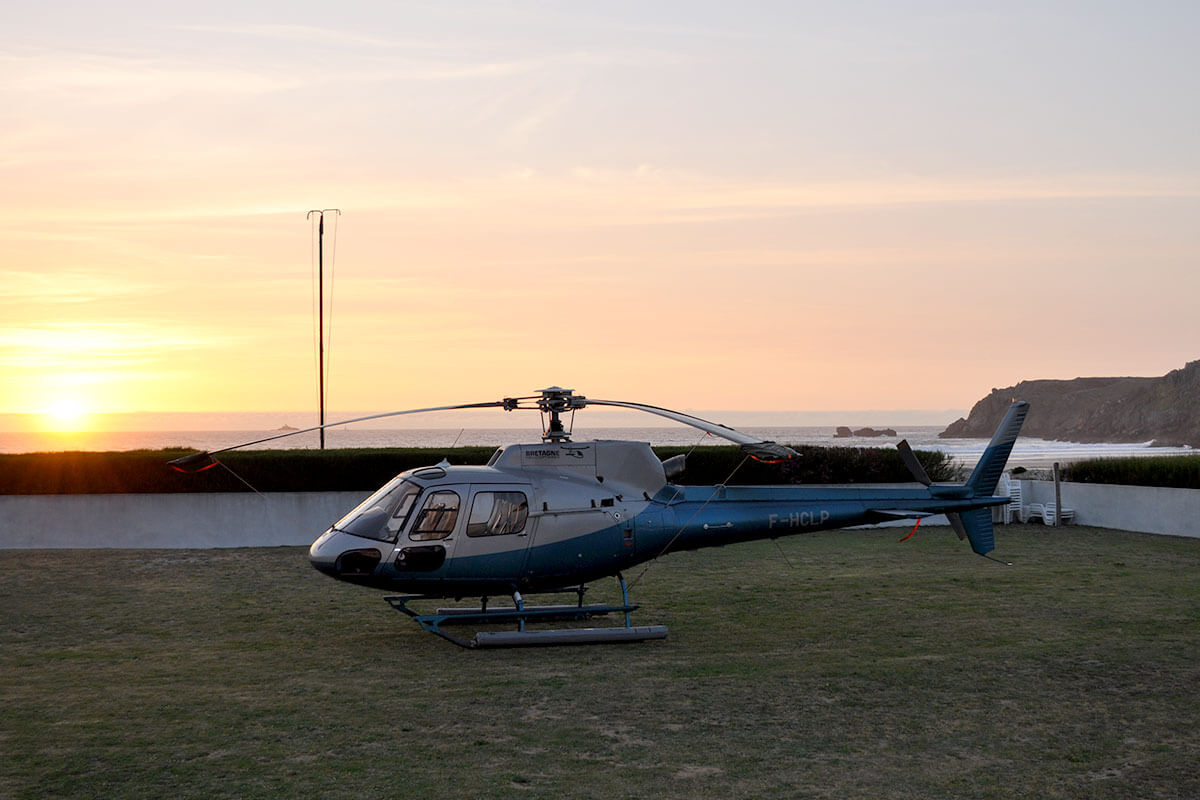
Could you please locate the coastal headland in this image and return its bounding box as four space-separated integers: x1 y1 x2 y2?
941 360 1200 447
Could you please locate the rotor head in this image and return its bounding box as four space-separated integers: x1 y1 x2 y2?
537 387 587 442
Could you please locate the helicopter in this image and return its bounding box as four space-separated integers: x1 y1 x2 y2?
170 387 1030 648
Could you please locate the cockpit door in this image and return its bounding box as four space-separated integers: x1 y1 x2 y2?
392 484 467 575
443 485 535 581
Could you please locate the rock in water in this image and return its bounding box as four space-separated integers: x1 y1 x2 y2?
834 426 897 438
852 427 897 438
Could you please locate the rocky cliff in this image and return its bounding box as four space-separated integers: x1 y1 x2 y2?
939 360 1200 447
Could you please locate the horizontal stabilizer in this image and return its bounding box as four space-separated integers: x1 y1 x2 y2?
867 509 935 521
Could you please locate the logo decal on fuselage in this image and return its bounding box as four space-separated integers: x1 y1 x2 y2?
520 444 594 464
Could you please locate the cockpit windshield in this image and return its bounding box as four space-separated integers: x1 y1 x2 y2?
332 478 421 543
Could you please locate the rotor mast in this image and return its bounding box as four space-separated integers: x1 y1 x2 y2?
537 387 584 443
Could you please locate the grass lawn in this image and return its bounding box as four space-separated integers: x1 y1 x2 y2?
2 526 1198 799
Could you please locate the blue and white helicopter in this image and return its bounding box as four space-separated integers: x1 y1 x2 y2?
172 388 1029 648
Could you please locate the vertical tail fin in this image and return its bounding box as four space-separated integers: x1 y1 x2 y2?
965 401 1029 498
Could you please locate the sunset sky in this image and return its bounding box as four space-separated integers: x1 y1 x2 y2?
4 1 1198 431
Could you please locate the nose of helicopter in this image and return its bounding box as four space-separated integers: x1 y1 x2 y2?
309 529 383 580
308 529 341 576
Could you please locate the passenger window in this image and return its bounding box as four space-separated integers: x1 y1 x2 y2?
466 491 529 537
410 491 461 540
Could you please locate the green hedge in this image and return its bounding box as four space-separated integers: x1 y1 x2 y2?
1062 455 1200 490
0 448 491 495
0 443 958 495
653 444 959 486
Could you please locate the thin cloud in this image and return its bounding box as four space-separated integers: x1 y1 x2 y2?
0 322 215 370
509 88 579 140
2 50 303 103
168 23 422 50
339 169 1200 229
0 270 160 305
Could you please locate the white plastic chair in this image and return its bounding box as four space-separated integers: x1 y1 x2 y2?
1001 476 1026 523
1027 499 1075 525
1039 502 1076 525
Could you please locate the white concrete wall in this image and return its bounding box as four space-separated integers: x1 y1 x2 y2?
1018 480 1200 538
3 483 1197 548
0 492 368 549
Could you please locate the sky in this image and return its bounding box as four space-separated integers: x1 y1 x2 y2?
3 1 1199 432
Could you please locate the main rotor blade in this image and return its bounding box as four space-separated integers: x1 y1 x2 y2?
896 439 933 486
580 398 798 460
167 400 518 468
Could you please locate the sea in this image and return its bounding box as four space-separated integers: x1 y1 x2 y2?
1 425 1192 473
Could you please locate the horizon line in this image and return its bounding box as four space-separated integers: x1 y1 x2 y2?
0 407 967 435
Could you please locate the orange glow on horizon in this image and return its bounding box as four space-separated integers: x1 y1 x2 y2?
40 399 91 433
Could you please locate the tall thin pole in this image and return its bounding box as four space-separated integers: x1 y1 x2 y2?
308 208 340 451
318 213 325 450
1053 462 1062 527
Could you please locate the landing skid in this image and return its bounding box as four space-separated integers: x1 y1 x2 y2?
384 573 669 649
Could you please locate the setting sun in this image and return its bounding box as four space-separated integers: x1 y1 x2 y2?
42 399 90 433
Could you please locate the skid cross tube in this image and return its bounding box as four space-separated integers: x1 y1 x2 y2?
383 574 668 649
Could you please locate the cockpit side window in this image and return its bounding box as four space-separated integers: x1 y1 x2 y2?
384 484 420 538
466 491 529 537
334 479 420 543
410 490 461 541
